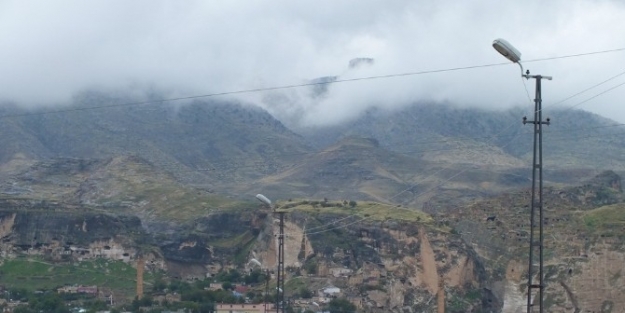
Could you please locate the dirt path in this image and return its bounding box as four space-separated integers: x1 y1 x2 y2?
418 228 439 294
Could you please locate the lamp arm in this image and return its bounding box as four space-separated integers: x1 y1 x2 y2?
518 62 529 80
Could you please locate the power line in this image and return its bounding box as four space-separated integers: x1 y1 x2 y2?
524 47 625 63
552 69 625 107
563 80 625 111
1 47 624 120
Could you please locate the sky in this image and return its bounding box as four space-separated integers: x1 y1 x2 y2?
1 0 625 126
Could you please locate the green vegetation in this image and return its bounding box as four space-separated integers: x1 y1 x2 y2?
12 293 70 313
278 200 432 222
284 277 307 295
302 257 318 275
298 287 312 299
328 298 356 313
96 172 251 222
0 258 154 295
582 203 625 234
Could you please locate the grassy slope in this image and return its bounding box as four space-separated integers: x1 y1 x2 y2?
278 200 432 223
582 203 625 236
0 258 155 294
4 156 250 222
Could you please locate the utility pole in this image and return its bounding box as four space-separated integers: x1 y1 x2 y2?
276 211 286 313
523 70 551 313
264 269 270 313
255 194 286 313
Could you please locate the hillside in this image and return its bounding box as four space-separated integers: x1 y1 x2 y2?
0 93 312 187
2 97 624 205
244 136 533 207
297 103 625 171
0 155 249 224
447 170 625 312
0 167 623 312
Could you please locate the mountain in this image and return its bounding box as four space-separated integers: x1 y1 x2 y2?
243 136 532 207
296 103 625 171
0 92 312 188
2 93 625 312
3 97 623 207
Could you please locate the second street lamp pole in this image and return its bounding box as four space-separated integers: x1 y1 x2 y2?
276 211 285 313
256 194 286 313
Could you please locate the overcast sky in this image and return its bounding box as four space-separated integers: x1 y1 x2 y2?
1 0 625 126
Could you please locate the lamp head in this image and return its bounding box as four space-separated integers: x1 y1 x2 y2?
255 194 272 207
492 38 522 63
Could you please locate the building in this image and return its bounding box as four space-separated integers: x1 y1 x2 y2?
234 285 249 294
215 303 273 313
329 268 352 277
57 285 98 295
321 286 341 297
207 283 223 291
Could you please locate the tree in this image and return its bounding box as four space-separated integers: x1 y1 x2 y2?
84 299 109 313
198 302 215 313
303 259 317 275
244 269 265 284
328 298 356 313
299 287 312 299
348 200 357 208
221 282 233 290
153 277 168 292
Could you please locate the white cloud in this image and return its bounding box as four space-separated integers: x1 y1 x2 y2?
1 0 625 124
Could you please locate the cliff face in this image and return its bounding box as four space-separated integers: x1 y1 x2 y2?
0 201 145 252
246 211 497 313
0 205 168 284
0 196 495 312
450 171 625 312
0 169 623 313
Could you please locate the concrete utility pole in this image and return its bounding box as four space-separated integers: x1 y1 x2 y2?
523 70 551 313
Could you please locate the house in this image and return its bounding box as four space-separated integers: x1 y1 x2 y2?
215 303 273 313
234 285 249 294
329 268 352 277
77 286 98 294
58 285 98 295
313 296 330 304
232 285 250 298
153 293 181 304
321 286 341 297
207 283 223 291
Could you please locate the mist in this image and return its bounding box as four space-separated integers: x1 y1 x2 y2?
1 0 625 125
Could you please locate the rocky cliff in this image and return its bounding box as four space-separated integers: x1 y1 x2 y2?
1 154 624 313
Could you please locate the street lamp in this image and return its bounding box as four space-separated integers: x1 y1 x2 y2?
255 194 285 313
493 38 522 63
256 194 272 208
493 38 551 313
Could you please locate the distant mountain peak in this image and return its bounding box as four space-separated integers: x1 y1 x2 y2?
348 57 375 69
